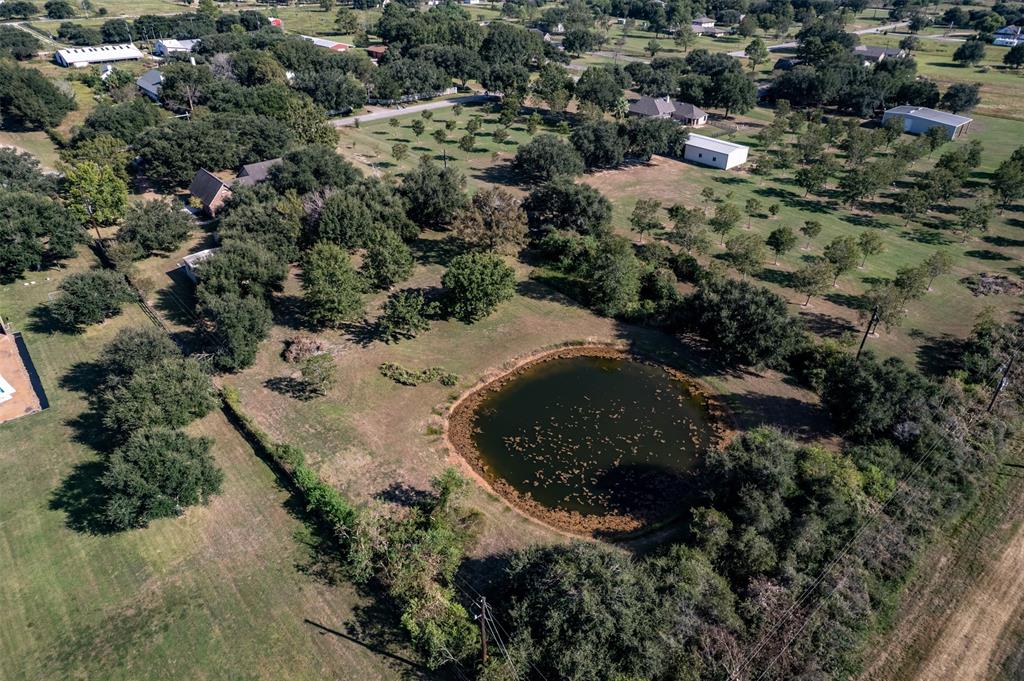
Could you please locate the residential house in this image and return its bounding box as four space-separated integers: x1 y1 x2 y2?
993 25 1023 46
153 38 199 56
188 169 232 216
772 57 802 71
852 44 906 65
54 44 144 68
136 68 163 101
528 27 553 43
683 133 749 169
881 105 972 139
234 158 282 187
628 96 708 126
692 16 716 31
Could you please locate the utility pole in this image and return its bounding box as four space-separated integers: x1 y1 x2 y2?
478 597 488 666
988 354 1015 412
856 307 878 359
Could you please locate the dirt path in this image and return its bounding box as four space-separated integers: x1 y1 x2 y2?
912 518 1024 681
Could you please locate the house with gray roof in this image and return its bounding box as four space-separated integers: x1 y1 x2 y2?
188 169 232 216
628 96 708 126
853 44 906 65
882 105 973 139
136 68 163 101
234 158 282 187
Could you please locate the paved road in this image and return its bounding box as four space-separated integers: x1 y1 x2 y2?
330 94 498 127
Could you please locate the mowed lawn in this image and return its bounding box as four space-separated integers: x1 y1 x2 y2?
0 252 409 681
582 113 1024 368
336 102 556 188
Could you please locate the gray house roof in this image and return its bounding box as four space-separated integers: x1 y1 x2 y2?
189 169 230 209
136 68 163 99
629 95 677 117
885 105 973 126
673 101 707 120
854 45 904 59
234 158 282 187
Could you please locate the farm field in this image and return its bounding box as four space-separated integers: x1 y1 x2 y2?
0 249 410 681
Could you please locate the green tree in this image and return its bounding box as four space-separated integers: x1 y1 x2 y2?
392 143 408 162
458 133 475 152
923 250 953 290
512 133 584 184
103 428 222 530
335 6 358 33
792 258 834 306
442 252 516 322
674 25 697 52
894 263 930 301
940 82 981 113
646 39 662 57
0 190 83 282
1004 43 1024 69
117 199 191 257
300 353 336 398
522 179 612 236
710 202 742 245
411 119 426 137
857 231 884 267
957 200 994 242
378 290 434 342
102 356 216 437
574 66 624 113
745 37 769 70
454 187 528 253
629 198 661 243
301 242 365 327
0 60 77 129
361 230 414 290
589 236 642 317
744 197 762 228
65 161 128 237
50 269 134 331
766 226 797 264
901 188 930 226
725 233 766 278
400 156 468 228
200 292 273 372
823 235 861 285
800 219 822 249
952 40 985 66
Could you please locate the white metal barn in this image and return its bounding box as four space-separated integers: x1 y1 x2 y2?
153 39 199 56
882 106 973 140
54 44 144 68
683 134 750 170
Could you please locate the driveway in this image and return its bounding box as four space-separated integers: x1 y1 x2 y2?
330 94 498 127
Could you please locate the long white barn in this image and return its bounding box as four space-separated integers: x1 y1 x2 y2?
55 44 144 68
683 133 750 170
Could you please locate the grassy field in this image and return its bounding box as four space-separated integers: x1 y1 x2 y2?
337 101 556 186
859 33 1024 120
0 249 411 681
579 112 1024 367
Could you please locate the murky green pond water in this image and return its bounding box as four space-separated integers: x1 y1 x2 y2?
471 356 715 518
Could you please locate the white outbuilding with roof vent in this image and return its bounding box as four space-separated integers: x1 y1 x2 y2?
683 133 749 170
55 43 144 68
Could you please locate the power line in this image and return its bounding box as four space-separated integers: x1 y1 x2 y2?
737 337 1024 679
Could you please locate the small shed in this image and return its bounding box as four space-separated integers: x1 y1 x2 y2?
683 133 749 170
54 44 144 68
189 169 232 216
882 105 972 139
365 45 388 60
181 248 221 283
234 158 282 187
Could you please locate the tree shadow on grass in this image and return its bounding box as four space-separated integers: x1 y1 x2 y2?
409 234 464 267
965 249 1012 261
264 376 317 401
914 330 963 378
797 308 859 338
844 213 890 230
48 460 118 535
983 235 1024 248
375 482 433 508
473 160 520 187
25 302 75 335
824 291 867 311
271 293 309 332
154 267 198 327
901 227 952 245
345 596 440 679
754 266 795 288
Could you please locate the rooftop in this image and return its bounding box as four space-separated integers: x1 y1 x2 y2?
885 105 973 126
189 169 230 207
629 95 676 117
234 158 282 187
853 44 904 59
685 133 749 155
56 44 144 63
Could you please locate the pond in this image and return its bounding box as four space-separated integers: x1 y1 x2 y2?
449 349 722 536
